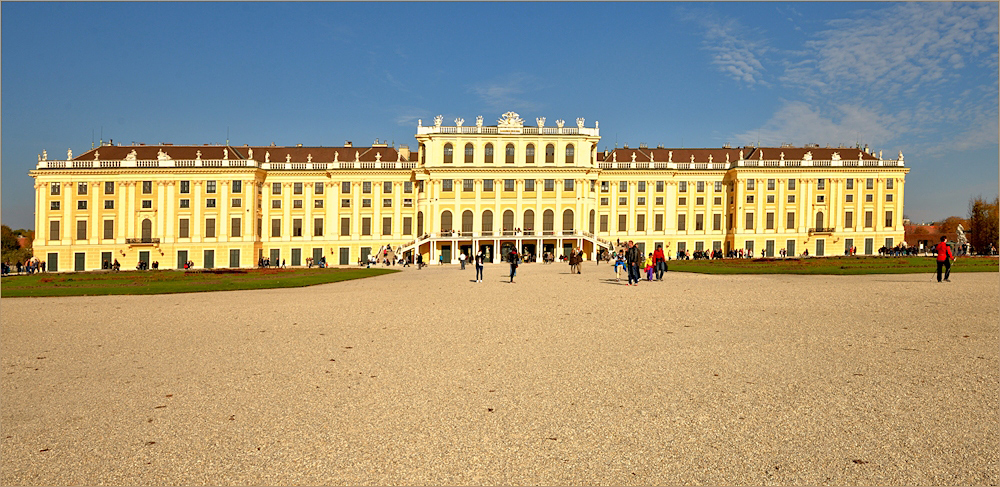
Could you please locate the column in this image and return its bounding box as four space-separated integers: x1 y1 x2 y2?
473 179 483 237
831 178 840 230
777 179 786 234
192 181 202 240
801 179 812 233
326 182 336 243
665 181 677 233
643 179 653 237
534 179 543 240
62 180 72 245
219 180 230 239
127 181 137 239
352 181 361 237
372 182 382 240
34 183 47 243
875 176 885 233
166 182 176 240
393 181 402 239
304 181 314 242
262 181 271 241
157 181 167 239
282 182 292 241
117 181 128 242
514 179 524 233
90 182 100 242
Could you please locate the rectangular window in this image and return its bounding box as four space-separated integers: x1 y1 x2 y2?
463 179 474 192
618 214 628 232
638 197 646 205
272 218 281 237
679 181 688 192
442 180 453 192
714 181 723 192
313 218 324 236
272 182 282 195
787 195 795 203
638 181 646 192
845 211 854 228
713 214 722 231
766 195 775 204
865 211 873 228
206 181 216 193
866 178 874 190
600 197 609 205
102 220 114 240
180 181 190 193
886 194 893 202
232 198 242 208
503 179 514 191
104 181 115 194
341 217 350 236
231 217 242 238
678 214 686 231
696 181 705 192
51 201 61 210
404 181 413 193
382 217 392 235
272 199 281 209
600 215 609 232
657 181 665 192
620 181 628 192
866 194 874 202
361 217 371 236
78 200 88 210
601 181 610 192
846 194 854 202
745 212 754 230
341 181 351 194
362 198 372 208
746 195 754 204
383 198 392 208
293 218 302 237
787 212 796 229
695 214 704 231
886 179 894 190
619 197 628 205
76 220 87 240
545 179 555 191
179 219 189 238
205 218 216 238
564 179 574 191
383 181 392 193
788 179 796 190
657 197 665 205
766 212 774 230
678 197 687 205
341 199 350 208
78 182 89 195
846 178 854 190
293 182 303 195
403 198 413 207
293 200 303 209
713 197 721 205
655 214 664 231
403 217 412 235
51 183 61 195
362 182 372 194
767 179 775 191
180 199 190 209
636 214 646 232
314 199 324 208
232 180 242 193
885 211 893 227
746 179 754 191
817 195 825 203
206 199 216 208
817 179 826 190
49 221 60 240
483 179 494 191
142 200 152 209
203 250 215 269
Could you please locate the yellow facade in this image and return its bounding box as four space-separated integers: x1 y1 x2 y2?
29 112 908 271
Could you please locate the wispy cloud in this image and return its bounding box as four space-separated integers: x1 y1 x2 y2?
701 19 769 86
469 72 542 111
732 101 899 148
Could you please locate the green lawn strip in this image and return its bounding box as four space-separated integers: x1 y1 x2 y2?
1 268 398 297
666 256 999 275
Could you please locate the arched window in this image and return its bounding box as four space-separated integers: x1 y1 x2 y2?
464 143 474 163
565 144 575 164
141 218 152 241
440 210 452 233
417 211 424 236
482 210 493 234
524 209 535 234
563 209 574 233
505 143 515 164
503 210 514 233
484 143 494 164
443 143 453 164
543 209 555 235
545 144 555 163
462 210 473 233
589 209 596 234
816 211 825 230
525 144 535 164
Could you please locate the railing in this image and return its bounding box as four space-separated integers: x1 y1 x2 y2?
37 158 414 170
125 238 160 245
417 125 599 136
808 228 835 235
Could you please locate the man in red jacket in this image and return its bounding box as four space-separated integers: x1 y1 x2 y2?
935 236 954 282
653 245 667 280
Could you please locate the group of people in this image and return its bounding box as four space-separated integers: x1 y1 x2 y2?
257 257 286 268
613 241 667 285
1 259 45 276
101 259 122 271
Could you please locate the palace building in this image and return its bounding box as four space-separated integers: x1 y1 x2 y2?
29 112 909 271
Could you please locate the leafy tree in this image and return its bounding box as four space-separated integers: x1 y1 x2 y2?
1 225 33 264
937 216 968 235
968 196 999 254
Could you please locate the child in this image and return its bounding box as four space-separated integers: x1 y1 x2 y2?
614 251 625 282
644 253 654 281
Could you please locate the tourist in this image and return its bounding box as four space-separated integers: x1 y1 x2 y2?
613 251 625 282
508 248 519 283
653 245 666 280
644 253 654 281
475 250 484 282
935 236 954 282
625 240 641 286
459 251 467 270
416 253 424 270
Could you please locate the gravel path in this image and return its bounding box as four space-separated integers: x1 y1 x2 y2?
2 263 997 485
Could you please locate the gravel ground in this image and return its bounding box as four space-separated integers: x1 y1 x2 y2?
2 263 997 485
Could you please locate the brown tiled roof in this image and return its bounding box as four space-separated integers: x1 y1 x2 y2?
72 145 409 163
746 147 880 161
597 146 882 162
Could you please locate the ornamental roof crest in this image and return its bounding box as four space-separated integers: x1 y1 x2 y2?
497 111 524 128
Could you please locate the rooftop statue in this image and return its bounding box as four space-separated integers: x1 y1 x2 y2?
631 152 636 163
248 148 253 160
223 148 228 160
576 118 585 129
536 117 545 128
802 151 813 161
498 111 524 128
95 151 100 161
285 154 291 163
67 149 73 160
307 154 313 163
476 115 483 127
265 151 270 163
196 150 202 160
434 115 443 127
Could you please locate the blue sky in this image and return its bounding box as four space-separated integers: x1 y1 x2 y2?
2 1 997 230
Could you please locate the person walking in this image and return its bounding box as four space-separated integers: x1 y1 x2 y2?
417 252 424 270
508 248 519 283
653 245 666 280
935 235 954 282
475 250 484 282
459 251 467 270
625 240 642 286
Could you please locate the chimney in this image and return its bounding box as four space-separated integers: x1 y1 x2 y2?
398 145 410 159
344 141 352 147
